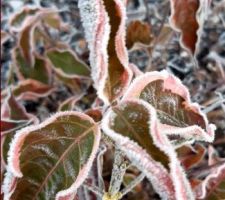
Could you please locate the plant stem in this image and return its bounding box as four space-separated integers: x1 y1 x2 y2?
97 144 107 192
108 147 128 197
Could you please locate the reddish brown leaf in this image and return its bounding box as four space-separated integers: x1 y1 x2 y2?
126 20 153 49
18 15 40 67
102 99 176 199
3 111 101 200
177 144 206 170
85 108 103 122
1 79 55 101
123 70 216 143
195 162 225 199
169 0 208 54
79 0 132 104
1 91 38 167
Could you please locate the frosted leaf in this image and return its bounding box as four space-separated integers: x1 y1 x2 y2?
78 0 132 104
123 70 216 144
3 111 101 200
102 99 186 199
169 0 210 54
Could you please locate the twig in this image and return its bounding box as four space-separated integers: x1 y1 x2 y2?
203 98 225 113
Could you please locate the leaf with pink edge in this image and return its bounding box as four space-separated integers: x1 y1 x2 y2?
169 0 209 54
46 48 90 78
123 70 216 143
13 48 51 84
195 146 225 199
1 91 38 166
102 99 196 199
3 111 101 200
18 15 40 67
58 94 84 112
1 31 10 45
9 7 40 30
1 79 55 101
78 0 132 104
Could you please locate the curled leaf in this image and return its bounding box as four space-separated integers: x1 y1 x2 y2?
1 91 36 122
169 0 209 54
1 91 38 167
102 99 177 199
3 111 101 200
123 70 216 143
1 31 10 45
9 7 66 31
79 0 132 104
197 163 225 199
18 15 40 67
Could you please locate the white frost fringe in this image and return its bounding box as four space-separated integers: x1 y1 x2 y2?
4 111 101 200
102 99 195 200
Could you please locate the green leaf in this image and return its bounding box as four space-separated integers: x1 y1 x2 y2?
13 48 51 84
9 7 39 29
5 111 100 200
46 49 90 78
